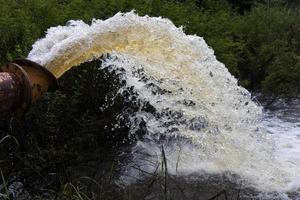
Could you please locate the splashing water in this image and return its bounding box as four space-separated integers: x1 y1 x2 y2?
28 12 300 193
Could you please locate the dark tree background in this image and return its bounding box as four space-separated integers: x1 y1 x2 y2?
0 0 299 97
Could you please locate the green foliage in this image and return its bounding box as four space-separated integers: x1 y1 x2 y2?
236 5 300 96
0 0 299 98
25 59 134 169
0 59 139 198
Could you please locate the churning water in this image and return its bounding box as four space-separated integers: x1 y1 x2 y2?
28 12 300 195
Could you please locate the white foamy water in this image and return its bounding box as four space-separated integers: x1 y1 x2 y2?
28 12 300 193
263 100 300 192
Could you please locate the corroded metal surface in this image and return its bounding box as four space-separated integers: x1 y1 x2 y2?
0 59 58 118
0 72 21 115
13 59 58 101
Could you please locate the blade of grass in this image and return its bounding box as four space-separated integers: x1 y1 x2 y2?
0 135 19 146
1 169 10 200
161 145 168 200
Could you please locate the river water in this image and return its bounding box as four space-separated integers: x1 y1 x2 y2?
263 98 300 192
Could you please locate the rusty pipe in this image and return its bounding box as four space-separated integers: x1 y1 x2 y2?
0 59 58 118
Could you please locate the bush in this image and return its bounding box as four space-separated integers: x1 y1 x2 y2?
0 0 299 96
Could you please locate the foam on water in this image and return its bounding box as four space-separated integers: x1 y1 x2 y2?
263 100 300 192
28 11 300 193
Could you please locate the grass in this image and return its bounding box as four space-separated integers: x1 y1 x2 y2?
0 134 20 200
208 190 228 200
0 130 255 200
0 135 19 146
161 145 168 200
0 169 10 200
0 123 250 200
61 182 91 200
